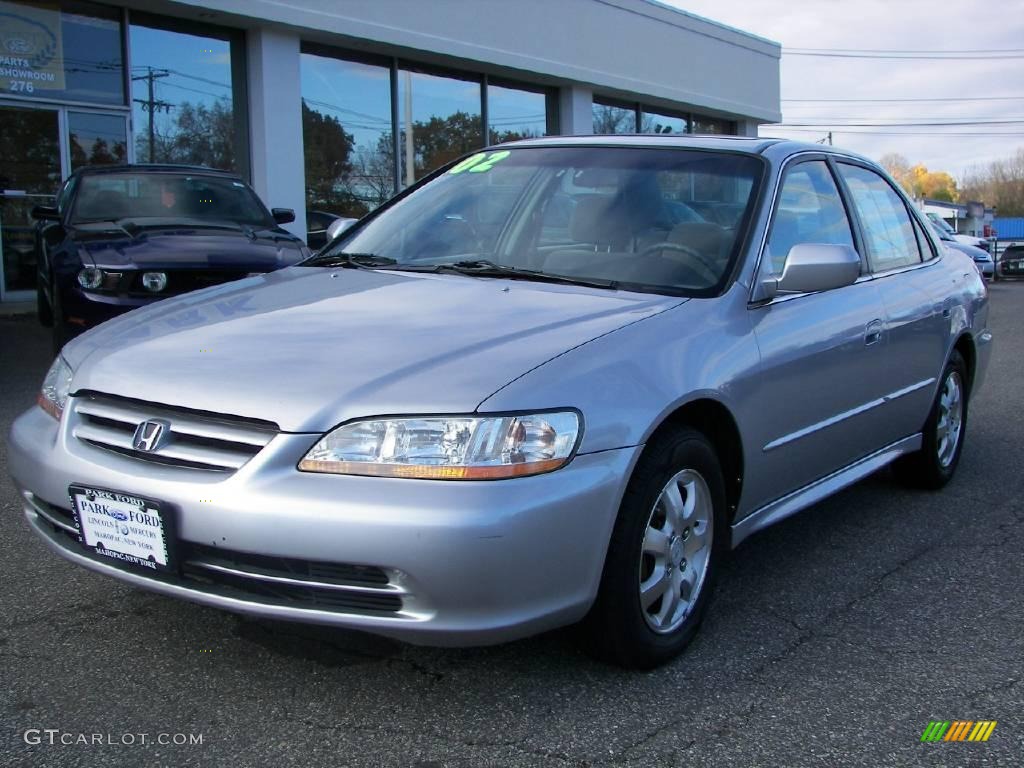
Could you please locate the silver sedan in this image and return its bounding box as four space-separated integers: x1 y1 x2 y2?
8 136 991 668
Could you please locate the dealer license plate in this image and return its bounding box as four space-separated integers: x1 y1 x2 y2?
69 486 173 572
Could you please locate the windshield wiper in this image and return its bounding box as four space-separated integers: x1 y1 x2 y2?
395 259 620 290
304 252 397 269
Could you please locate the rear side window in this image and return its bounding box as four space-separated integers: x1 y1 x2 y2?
911 215 937 261
767 160 855 273
837 164 922 271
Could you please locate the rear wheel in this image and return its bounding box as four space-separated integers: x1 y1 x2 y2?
51 280 71 355
583 427 726 669
893 350 968 489
37 273 53 327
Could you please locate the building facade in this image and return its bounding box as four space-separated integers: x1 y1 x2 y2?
0 0 780 304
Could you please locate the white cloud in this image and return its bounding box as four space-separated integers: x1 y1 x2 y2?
663 0 1024 180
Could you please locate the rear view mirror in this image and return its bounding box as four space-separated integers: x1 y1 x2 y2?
326 217 357 241
31 205 60 222
271 208 295 225
763 243 861 298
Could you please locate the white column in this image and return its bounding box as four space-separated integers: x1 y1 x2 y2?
558 85 593 135
246 28 306 241
736 120 761 137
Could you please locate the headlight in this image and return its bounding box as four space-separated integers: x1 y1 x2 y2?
77 268 104 289
142 271 168 292
38 355 74 420
298 411 581 479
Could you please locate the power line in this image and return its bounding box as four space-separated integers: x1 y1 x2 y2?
784 95 1024 103
784 47 1024 60
765 127 1024 137
773 119 1024 127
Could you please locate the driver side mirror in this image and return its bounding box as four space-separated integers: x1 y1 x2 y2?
271 207 295 225
31 205 60 222
761 243 861 299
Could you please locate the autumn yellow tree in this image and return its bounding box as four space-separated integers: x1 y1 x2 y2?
879 153 958 202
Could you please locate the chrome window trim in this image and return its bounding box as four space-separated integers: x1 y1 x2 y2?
748 149 946 308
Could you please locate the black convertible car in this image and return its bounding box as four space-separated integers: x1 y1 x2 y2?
33 164 310 351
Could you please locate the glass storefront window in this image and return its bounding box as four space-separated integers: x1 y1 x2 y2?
128 21 239 171
0 0 124 105
300 52 394 219
593 100 636 134
487 83 547 144
68 111 127 171
641 109 689 135
398 68 482 186
692 114 735 135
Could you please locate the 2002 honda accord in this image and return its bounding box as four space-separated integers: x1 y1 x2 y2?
8 136 991 668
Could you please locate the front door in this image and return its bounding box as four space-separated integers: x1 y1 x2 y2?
742 158 892 510
0 104 61 301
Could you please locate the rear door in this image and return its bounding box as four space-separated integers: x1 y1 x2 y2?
744 158 892 508
835 162 949 446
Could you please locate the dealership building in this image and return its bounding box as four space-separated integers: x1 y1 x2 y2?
0 0 780 305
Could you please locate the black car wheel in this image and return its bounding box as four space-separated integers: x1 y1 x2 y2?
583 427 727 669
37 273 53 327
51 280 71 355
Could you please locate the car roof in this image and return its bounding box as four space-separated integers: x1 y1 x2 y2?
493 133 877 163
72 164 242 179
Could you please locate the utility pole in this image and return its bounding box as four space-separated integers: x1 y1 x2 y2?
827 131 833 146
404 70 414 188
131 67 172 162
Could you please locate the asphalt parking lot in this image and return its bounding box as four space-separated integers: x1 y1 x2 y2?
2 284 1022 768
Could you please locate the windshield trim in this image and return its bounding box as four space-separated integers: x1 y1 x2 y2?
305 145 769 299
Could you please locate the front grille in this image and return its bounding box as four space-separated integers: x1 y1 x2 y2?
72 392 278 472
126 269 252 297
29 497 405 616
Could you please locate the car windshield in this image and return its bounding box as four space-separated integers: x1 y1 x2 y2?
70 172 273 227
313 146 764 295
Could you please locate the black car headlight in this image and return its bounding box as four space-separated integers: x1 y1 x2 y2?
77 268 104 290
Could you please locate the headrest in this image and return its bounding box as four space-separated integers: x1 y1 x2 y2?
568 195 622 244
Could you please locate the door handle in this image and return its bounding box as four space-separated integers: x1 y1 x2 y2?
864 319 883 346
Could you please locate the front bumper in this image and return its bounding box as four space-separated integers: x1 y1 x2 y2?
8 403 638 646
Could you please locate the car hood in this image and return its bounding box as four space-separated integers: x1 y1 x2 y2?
71 219 305 271
64 267 681 432
945 242 991 261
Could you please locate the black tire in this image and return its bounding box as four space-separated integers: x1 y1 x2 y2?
37 273 53 327
51 281 71 355
583 427 727 669
893 350 968 490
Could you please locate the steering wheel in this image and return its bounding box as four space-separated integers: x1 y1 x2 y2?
637 241 720 284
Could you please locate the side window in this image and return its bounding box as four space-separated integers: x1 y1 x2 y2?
911 215 937 261
837 164 922 271
767 160 855 273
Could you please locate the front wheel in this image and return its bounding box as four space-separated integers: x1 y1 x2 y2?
893 350 968 489
583 427 727 669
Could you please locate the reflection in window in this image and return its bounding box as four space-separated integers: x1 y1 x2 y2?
692 114 735 135
641 109 688 135
129 22 239 170
593 100 636 134
0 0 124 105
487 84 547 144
300 53 394 219
398 69 483 186
68 112 127 171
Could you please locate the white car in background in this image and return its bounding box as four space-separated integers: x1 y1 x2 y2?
928 220 994 278
925 212 989 250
